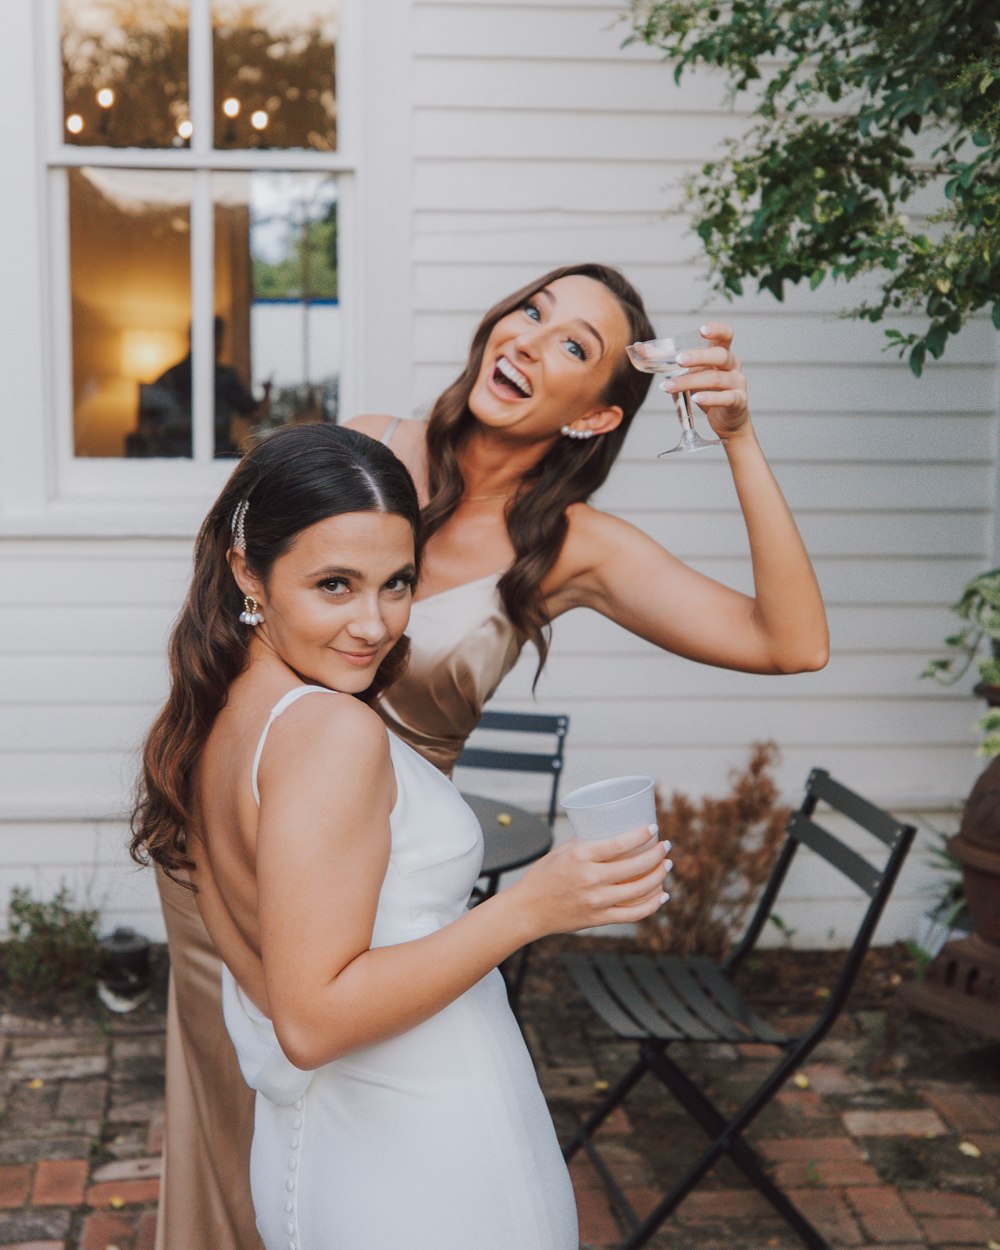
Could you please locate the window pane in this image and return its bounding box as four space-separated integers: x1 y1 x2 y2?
214 172 340 449
69 168 194 458
213 1 338 151
62 1 191 149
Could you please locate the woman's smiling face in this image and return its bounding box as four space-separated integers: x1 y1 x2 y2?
468 274 632 441
235 511 416 695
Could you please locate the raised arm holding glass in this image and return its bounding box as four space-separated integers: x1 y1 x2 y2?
150 263 828 1250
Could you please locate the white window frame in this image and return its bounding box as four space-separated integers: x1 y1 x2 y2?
0 0 413 537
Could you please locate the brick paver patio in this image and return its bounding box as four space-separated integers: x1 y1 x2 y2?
0 938 998 1249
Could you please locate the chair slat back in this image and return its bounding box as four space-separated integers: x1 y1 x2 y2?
807 769 907 846
455 747 562 776
475 710 569 737
788 814 886 897
724 768 916 978
455 709 569 826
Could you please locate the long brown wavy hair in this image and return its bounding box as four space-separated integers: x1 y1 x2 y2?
130 423 423 883
422 263 655 679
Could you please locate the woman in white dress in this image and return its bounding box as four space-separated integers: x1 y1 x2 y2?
131 422 670 1250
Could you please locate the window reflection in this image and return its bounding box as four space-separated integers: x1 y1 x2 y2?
61 1 191 149
143 315 270 458
69 168 193 457
69 168 338 459
61 1 337 152
213 1 338 150
216 172 340 440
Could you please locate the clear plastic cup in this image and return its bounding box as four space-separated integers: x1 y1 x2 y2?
560 775 656 841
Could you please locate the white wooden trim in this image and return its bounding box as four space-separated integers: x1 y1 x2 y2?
50 169 78 477
189 0 213 162
8 0 366 527
0 2 51 517
40 0 63 154
192 171 215 462
48 148 359 174
350 0 415 417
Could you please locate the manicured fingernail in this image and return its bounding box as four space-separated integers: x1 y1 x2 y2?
664 859 673 874
675 351 692 365
648 822 659 836
661 840 672 855
659 891 670 904
699 325 710 336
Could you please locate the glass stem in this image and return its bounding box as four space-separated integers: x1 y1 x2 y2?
674 390 694 433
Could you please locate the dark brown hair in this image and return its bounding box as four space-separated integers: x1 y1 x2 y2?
422 263 655 679
130 423 422 882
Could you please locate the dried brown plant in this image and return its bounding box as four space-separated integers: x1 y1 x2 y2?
637 741 790 959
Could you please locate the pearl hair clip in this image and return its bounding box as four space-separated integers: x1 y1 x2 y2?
231 498 250 551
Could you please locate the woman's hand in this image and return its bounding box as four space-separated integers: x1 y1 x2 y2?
511 825 671 937
661 322 749 440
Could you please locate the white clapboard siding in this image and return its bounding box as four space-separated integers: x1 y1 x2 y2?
0 539 187 944
407 0 998 947
0 819 159 937
0 0 996 944
415 257 900 312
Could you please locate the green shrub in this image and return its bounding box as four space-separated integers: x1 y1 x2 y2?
3 886 102 1002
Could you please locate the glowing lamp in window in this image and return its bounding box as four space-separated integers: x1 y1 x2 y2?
251 110 269 131
119 328 187 383
222 97 240 119
66 114 85 135
96 88 115 109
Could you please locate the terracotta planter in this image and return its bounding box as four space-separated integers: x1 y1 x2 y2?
949 753 1000 949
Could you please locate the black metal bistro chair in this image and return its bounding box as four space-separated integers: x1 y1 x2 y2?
455 709 569 1011
561 768 916 1250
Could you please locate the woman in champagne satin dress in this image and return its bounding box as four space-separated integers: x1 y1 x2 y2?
153 263 828 1250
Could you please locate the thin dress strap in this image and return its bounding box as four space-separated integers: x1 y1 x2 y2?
251 685 333 806
380 416 402 446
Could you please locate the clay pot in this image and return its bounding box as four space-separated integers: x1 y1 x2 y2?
949 753 1000 949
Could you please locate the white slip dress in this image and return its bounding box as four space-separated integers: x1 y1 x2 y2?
221 685 579 1250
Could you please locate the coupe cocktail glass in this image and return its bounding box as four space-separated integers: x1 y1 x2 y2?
626 329 722 455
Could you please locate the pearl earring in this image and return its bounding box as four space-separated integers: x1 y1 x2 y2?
560 425 594 441
239 596 263 626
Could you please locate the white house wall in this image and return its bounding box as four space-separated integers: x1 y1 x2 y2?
407 0 999 945
0 0 997 945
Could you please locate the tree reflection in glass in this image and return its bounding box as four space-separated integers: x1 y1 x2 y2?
61 1 191 149
60 1 338 151
213 1 339 151
234 172 340 433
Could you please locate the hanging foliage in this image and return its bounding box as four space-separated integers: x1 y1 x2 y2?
628 0 1000 375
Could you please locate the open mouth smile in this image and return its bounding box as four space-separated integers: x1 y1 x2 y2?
491 355 533 400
